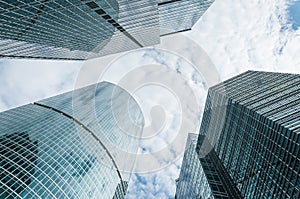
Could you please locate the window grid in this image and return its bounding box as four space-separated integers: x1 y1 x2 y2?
196 71 300 198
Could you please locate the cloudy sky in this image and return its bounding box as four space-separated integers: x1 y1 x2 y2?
1 0 300 198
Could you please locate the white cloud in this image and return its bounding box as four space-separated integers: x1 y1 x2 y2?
127 159 182 199
187 0 300 81
0 59 81 111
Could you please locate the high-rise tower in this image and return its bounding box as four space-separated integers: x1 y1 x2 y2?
0 0 214 60
176 71 300 198
0 82 144 199
175 133 212 199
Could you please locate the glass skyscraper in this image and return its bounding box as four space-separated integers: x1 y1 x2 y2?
175 133 212 199
158 0 214 36
0 0 214 60
176 71 299 198
0 82 144 199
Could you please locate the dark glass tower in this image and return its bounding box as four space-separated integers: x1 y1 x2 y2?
178 71 300 199
158 0 215 36
0 82 144 198
192 71 300 198
0 0 214 60
0 132 38 199
175 133 212 199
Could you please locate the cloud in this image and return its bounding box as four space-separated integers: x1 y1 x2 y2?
0 59 81 111
126 159 182 199
187 0 300 81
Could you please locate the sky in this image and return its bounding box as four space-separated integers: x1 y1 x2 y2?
288 0 300 30
1 0 300 198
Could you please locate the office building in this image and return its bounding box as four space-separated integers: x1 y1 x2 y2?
158 0 214 36
0 0 214 60
192 71 300 198
0 82 144 198
176 71 299 198
175 133 212 199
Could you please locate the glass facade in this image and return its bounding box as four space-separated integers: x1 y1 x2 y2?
0 82 144 199
175 133 212 199
112 181 128 199
158 0 215 36
195 71 300 198
0 0 214 60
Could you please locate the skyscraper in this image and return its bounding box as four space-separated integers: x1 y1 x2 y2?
0 82 144 198
191 70 300 198
158 0 215 36
0 0 214 60
175 133 212 199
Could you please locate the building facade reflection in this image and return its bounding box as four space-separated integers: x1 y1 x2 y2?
0 82 144 199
